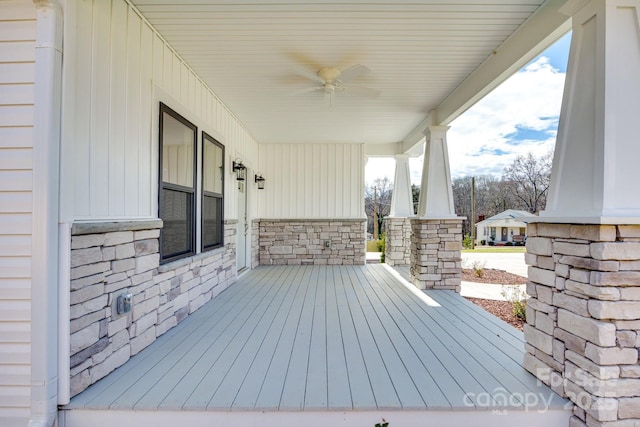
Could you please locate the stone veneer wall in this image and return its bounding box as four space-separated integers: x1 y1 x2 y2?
251 219 260 269
69 220 237 396
409 219 462 291
523 223 640 427
257 219 366 265
384 217 412 266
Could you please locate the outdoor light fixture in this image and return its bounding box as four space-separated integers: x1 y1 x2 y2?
255 174 265 189
232 159 246 181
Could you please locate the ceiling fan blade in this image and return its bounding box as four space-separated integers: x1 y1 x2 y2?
293 66 324 84
291 86 323 96
286 51 324 72
341 85 380 98
339 65 370 83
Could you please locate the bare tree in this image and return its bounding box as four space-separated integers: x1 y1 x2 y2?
452 176 473 235
502 151 552 213
452 175 511 235
364 177 393 235
411 183 420 215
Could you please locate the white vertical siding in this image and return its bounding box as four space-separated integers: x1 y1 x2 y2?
258 143 365 219
60 0 259 221
0 2 35 426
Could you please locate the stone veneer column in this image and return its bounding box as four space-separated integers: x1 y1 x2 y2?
384 217 411 266
522 2 640 426
409 125 463 291
251 219 260 269
385 154 414 266
524 223 640 426
409 218 462 291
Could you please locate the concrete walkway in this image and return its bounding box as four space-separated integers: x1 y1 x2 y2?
460 281 526 301
365 251 382 263
461 251 528 276
460 251 528 300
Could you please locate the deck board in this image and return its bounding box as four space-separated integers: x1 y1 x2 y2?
181 266 294 409
342 265 402 410
279 266 318 410
160 266 288 410
66 264 567 416
252 266 313 410
365 266 476 407
71 268 258 409
130 269 271 409
207 266 302 408
333 267 377 409
230 266 308 410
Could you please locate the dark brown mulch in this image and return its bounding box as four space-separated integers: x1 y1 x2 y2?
465 297 525 331
462 268 526 285
461 268 527 331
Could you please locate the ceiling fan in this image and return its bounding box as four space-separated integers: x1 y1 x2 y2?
293 64 380 106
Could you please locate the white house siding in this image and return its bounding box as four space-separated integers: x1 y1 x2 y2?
254 143 366 265
0 2 36 426
60 0 259 222
257 143 365 219
55 0 261 398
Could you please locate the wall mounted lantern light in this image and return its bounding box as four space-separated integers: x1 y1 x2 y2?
255 174 265 190
232 159 246 181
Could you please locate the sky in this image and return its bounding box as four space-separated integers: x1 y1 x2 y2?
365 32 572 186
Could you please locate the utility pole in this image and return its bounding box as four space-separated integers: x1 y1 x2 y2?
471 176 476 249
373 186 378 240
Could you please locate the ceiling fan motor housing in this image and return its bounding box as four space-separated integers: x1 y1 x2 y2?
317 67 342 83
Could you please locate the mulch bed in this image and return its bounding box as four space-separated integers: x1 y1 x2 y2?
461 268 527 331
465 297 525 331
461 268 527 284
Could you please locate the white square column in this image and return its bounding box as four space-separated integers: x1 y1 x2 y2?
385 155 414 266
541 0 640 223
525 2 640 426
410 126 463 290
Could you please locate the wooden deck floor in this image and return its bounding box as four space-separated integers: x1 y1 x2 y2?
62 265 569 427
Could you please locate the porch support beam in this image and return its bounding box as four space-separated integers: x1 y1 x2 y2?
524 2 640 427
402 0 571 152
385 155 414 266
410 126 463 290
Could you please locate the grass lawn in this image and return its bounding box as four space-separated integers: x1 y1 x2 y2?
462 246 527 253
366 240 382 252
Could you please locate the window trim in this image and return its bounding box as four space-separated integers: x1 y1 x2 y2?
201 131 225 252
158 102 198 263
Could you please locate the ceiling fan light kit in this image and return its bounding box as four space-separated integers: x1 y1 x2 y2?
292 63 380 107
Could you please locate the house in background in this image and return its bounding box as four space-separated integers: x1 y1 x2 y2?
475 209 536 245
2 0 640 427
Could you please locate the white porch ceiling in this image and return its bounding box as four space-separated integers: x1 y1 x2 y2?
132 0 567 146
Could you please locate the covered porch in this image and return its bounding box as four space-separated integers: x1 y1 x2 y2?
61 265 569 427
7 0 638 426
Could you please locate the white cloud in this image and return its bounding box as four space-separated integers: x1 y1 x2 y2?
365 157 396 186
366 56 566 185
447 57 565 178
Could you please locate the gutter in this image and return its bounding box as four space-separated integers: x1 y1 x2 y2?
29 1 63 426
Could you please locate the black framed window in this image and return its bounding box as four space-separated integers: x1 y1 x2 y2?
202 132 225 251
159 103 197 262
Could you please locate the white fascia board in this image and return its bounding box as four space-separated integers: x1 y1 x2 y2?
364 143 424 157
402 0 570 146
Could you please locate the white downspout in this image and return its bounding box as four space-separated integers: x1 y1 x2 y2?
29 1 63 426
